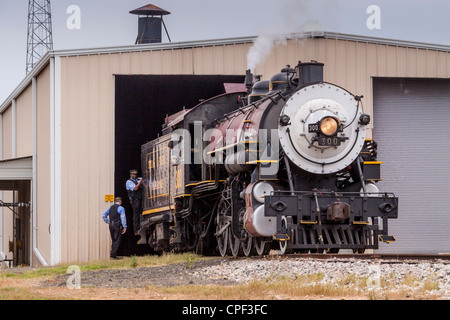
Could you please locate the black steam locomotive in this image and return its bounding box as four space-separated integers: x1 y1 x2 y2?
138 61 398 256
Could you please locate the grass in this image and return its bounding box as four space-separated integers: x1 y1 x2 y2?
147 269 442 300
156 274 362 300
0 253 444 300
0 252 203 280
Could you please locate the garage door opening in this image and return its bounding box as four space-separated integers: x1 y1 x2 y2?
373 77 450 254
114 74 245 256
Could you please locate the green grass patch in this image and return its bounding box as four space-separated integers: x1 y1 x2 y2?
0 252 206 280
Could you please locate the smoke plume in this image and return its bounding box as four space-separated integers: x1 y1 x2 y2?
246 0 327 72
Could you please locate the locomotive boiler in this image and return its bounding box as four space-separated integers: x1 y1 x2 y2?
138 61 398 256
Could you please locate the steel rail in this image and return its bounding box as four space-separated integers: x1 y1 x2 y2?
230 253 450 263
281 253 450 262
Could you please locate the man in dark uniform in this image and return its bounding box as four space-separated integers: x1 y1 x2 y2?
126 169 143 235
102 197 127 259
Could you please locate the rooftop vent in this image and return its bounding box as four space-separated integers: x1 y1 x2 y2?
130 3 171 44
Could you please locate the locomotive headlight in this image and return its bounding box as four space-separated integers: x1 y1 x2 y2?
320 117 340 136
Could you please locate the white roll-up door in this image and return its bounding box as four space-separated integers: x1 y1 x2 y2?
373 78 450 254
0 157 32 180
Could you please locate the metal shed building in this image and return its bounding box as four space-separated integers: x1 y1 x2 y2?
1 31 450 266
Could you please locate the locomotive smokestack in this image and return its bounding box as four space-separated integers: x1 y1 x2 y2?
245 69 254 94
297 60 324 87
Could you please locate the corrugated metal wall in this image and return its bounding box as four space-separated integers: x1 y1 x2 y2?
374 78 450 254
61 54 115 263
36 65 52 264
15 85 32 158
0 63 52 266
2 106 12 159
47 37 450 262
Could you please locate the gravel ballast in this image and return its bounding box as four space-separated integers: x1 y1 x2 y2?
40 256 450 298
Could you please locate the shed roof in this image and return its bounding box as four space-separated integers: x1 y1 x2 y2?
2 31 450 112
129 4 170 16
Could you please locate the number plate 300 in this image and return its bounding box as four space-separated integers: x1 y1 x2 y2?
318 137 341 146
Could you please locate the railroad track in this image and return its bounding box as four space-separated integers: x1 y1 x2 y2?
278 253 450 262
236 252 450 263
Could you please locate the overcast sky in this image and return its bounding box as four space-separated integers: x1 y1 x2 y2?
1 0 449 103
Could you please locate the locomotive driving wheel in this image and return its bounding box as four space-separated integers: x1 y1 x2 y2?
216 198 231 257
254 238 271 256
242 233 256 257
229 234 243 257
278 216 293 255
229 207 245 257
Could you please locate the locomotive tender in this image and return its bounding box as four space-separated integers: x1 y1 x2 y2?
139 61 398 256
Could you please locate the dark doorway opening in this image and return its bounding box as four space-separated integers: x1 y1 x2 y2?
0 180 31 266
114 74 245 255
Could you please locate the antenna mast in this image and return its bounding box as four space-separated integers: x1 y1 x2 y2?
26 0 53 74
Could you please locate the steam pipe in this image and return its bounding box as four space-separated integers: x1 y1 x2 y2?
283 153 295 196
356 156 367 194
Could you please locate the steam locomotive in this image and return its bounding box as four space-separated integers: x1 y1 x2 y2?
138 61 398 256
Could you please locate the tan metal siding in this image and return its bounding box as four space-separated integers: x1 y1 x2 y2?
36 64 51 263
2 106 12 160
15 84 33 158
437 51 448 78
192 44 251 74
406 48 418 77
61 54 116 263
396 47 408 75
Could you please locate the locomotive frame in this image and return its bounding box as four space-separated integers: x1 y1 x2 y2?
137 60 398 256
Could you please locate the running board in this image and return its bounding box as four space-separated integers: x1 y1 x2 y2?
273 233 290 241
379 235 396 243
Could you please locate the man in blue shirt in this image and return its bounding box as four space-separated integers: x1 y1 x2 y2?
102 197 127 259
126 169 143 235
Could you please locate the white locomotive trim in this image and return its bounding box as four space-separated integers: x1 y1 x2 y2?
279 83 367 174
